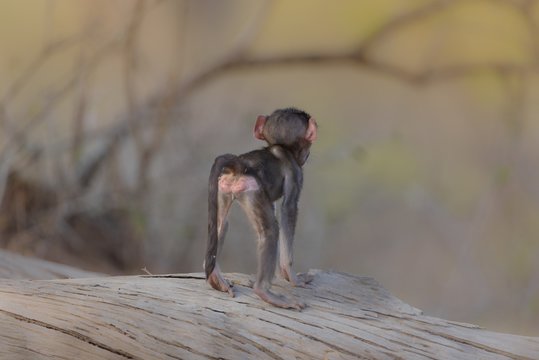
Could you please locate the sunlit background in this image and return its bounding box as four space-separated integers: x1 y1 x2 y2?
0 0 538 335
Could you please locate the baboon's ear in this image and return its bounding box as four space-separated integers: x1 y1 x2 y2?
254 115 267 140
305 118 317 142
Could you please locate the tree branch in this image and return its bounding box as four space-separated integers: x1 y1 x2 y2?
0 269 537 359
356 0 455 56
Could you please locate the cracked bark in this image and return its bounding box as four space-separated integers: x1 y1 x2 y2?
0 262 537 359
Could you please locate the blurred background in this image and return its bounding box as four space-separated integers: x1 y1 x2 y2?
0 0 538 335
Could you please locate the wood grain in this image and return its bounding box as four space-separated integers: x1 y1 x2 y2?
0 269 537 359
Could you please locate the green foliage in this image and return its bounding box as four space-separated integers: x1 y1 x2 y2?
321 137 421 222
129 207 147 237
361 137 420 192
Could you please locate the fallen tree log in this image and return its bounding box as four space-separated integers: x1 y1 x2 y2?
0 270 537 359
0 249 102 280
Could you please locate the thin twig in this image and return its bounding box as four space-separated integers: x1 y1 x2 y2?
1 37 80 103
123 0 146 152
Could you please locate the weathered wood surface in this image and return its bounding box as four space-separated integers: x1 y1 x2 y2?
0 270 537 360
0 250 102 280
